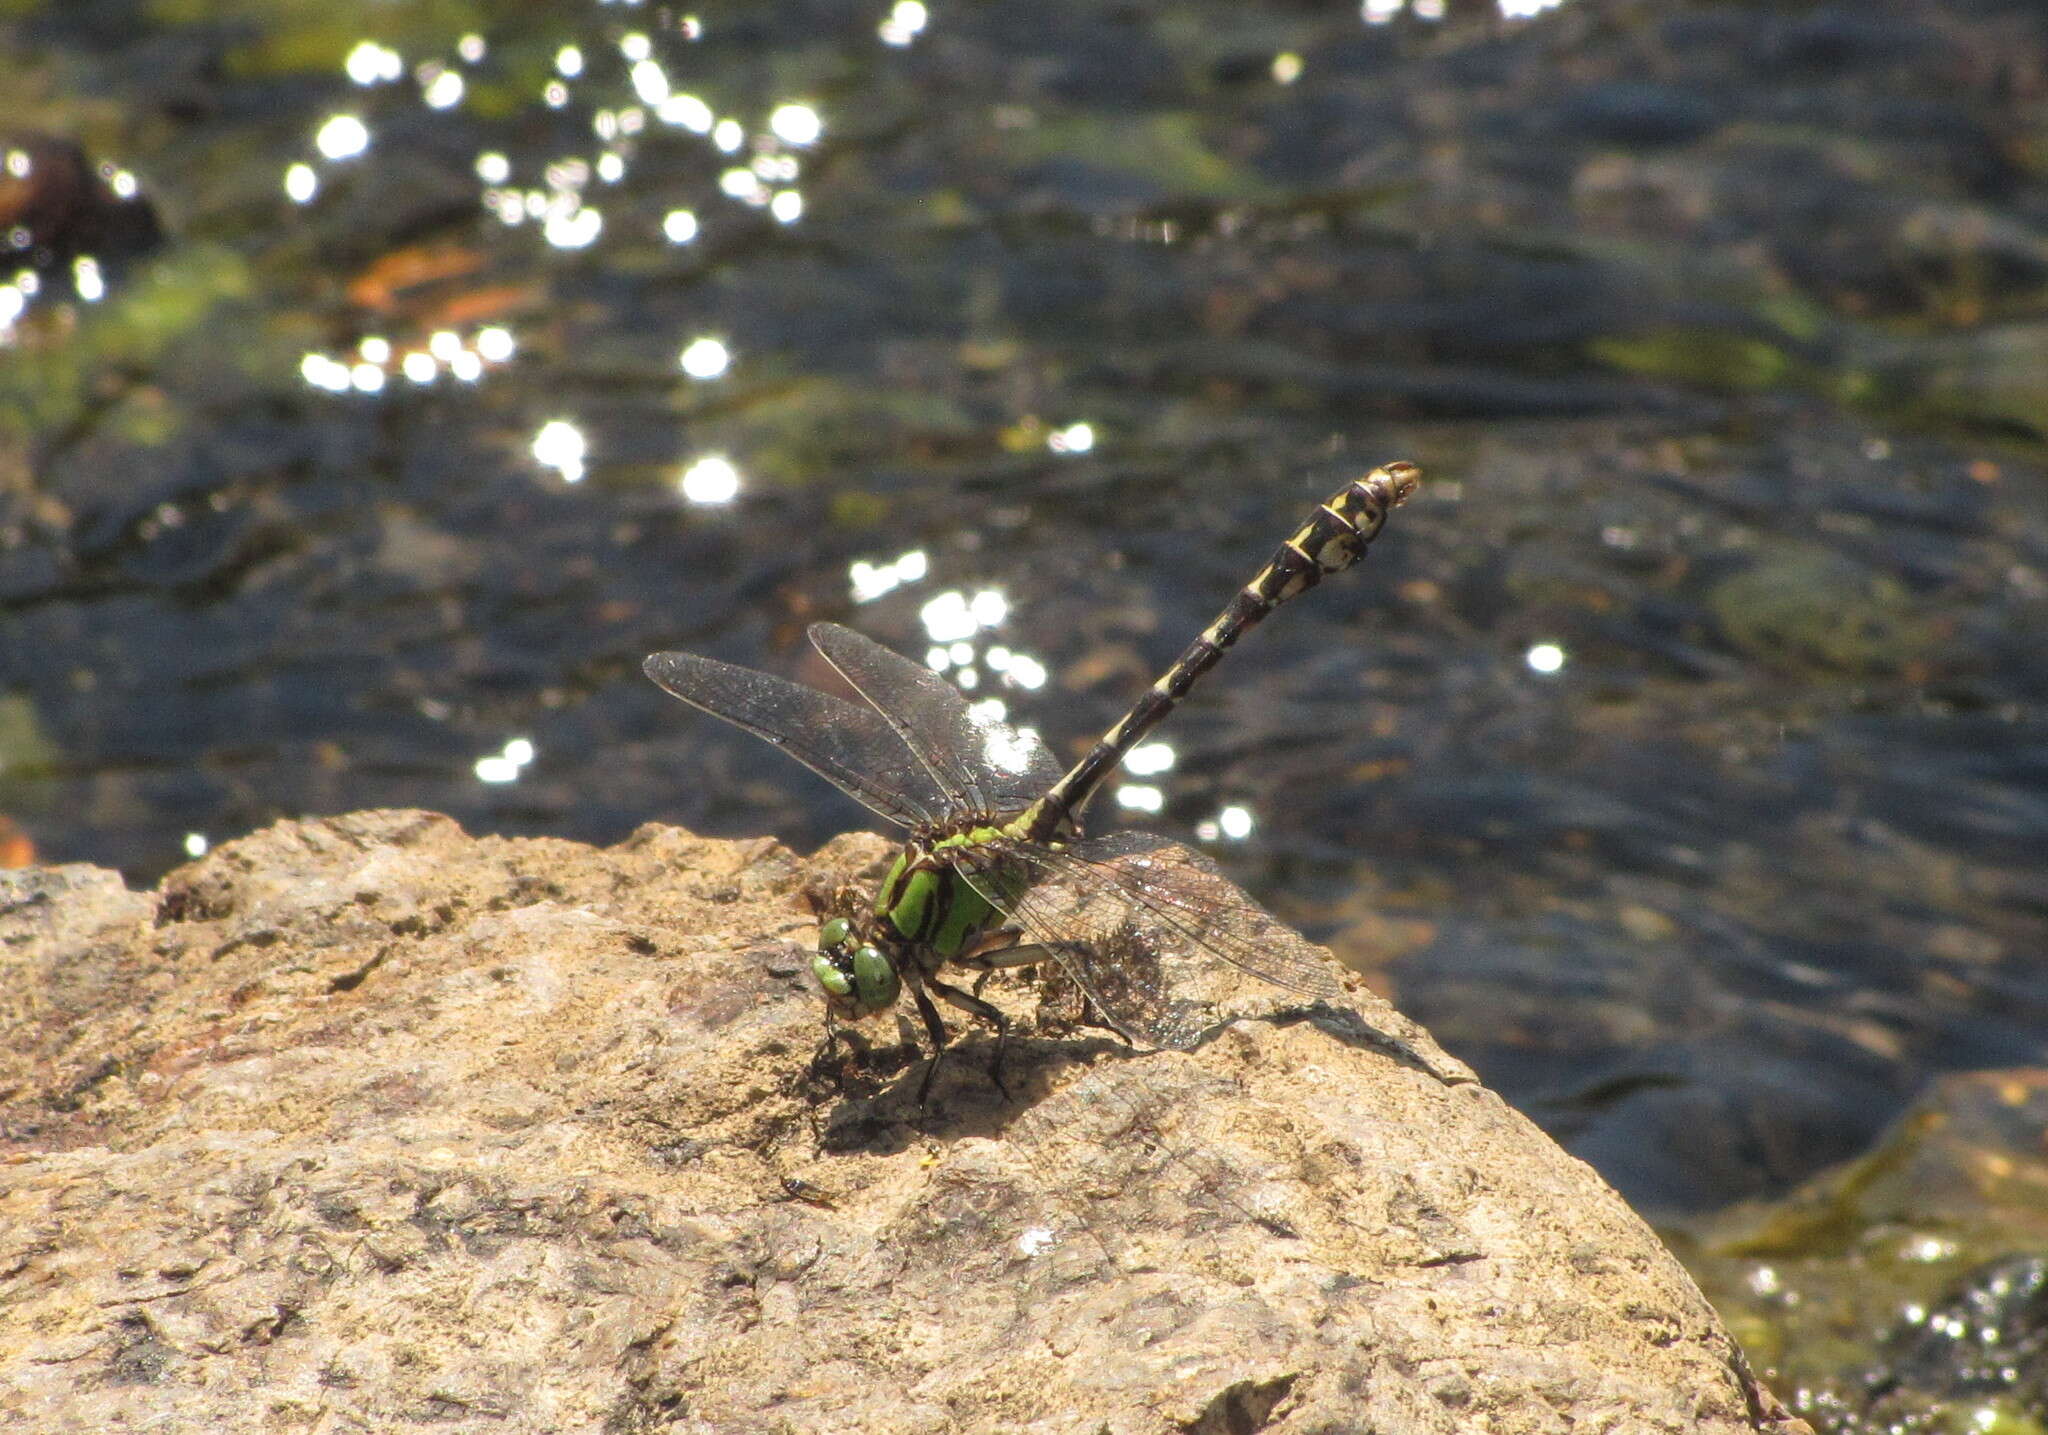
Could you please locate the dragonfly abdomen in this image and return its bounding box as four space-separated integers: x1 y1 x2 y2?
1026 463 1419 836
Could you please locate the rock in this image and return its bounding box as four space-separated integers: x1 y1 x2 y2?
0 811 1806 1433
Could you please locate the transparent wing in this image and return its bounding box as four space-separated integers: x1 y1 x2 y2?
643 650 951 829
808 622 1063 819
956 830 1346 1050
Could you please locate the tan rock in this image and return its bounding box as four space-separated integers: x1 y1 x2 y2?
0 811 1805 1433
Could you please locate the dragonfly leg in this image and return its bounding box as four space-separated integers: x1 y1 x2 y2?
954 926 1032 969
908 980 954 1105
929 974 1013 1100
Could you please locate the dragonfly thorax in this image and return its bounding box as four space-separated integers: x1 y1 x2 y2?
811 826 1025 1020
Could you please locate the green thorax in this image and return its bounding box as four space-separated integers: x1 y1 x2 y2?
874 822 1033 959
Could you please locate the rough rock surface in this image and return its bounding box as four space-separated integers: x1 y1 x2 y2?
0 811 1807 1434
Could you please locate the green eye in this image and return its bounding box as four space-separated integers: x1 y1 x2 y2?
819 917 851 949
851 945 900 1009
811 953 854 999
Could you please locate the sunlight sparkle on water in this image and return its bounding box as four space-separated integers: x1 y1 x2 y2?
771 190 803 223
315 115 370 160
597 153 626 183
1125 742 1175 776
659 94 715 132
982 646 1048 687
475 737 537 785
402 351 436 384
345 40 404 85
850 550 928 603
350 362 385 393
631 59 670 105
533 420 587 483
457 34 485 63
300 353 350 391
920 589 1008 643
1196 805 1257 841
770 104 822 146
544 205 603 249
712 119 744 153
679 337 730 378
920 593 977 643
449 351 483 383
621 33 653 62
555 45 584 77
720 168 767 203
108 169 139 199
1273 52 1304 83
72 257 104 302
880 0 929 46
476 326 515 362
358 336 391 364
475 151 510 184
284 162 318 203
1526 642 1566 675
1902 1234 1959 1263
679 455 742 505
1367 0 1536 15
970 590 1008 627
663 208 699 243
1116 785 1165 814
1048 422 1094 454
184 832 209 858
1004 653 1046 689
422 69 464 110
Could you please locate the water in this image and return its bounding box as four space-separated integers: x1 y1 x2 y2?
4 0 2047 1388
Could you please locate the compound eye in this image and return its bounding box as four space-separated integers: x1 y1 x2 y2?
810 952 854 999
851 944 900 1010
818 917 851 950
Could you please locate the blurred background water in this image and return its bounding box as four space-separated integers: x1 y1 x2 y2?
4 0 2046 1421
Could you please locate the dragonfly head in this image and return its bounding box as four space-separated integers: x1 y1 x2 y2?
812 915 901 1018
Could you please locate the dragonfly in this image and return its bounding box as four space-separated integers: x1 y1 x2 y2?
644 462 1420 1091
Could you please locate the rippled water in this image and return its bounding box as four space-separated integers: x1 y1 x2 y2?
4 0 2045 1324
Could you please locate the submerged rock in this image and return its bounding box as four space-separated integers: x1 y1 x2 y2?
0 811 1806 1433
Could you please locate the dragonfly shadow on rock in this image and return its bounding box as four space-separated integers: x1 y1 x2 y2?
793 991 1123 1159
1288 1000 1479 1088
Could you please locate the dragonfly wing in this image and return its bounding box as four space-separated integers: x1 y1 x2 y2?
955 830 1346 1048
643 650 948 828
951 843 1207 1050
1057 830 1349 1001
808 622 1063 818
